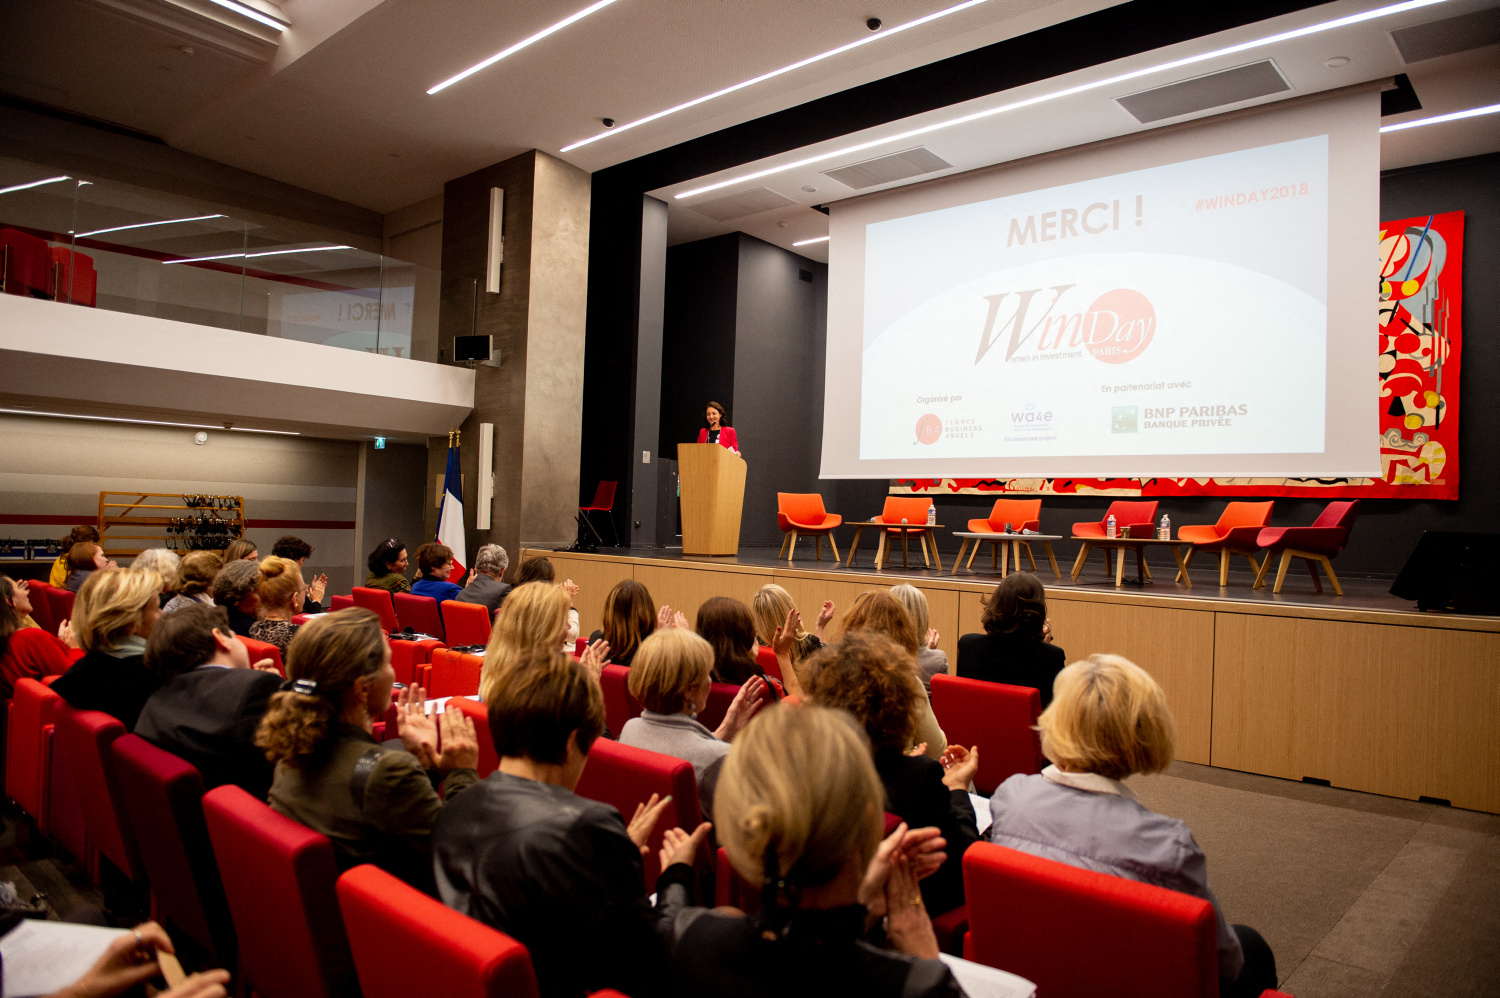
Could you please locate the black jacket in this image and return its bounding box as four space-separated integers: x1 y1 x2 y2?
222 605 259 638
873 748 980 917
51 649 162 732
956 630 1067 708
667 905 964 998
135 666 283 799
432 772 692 998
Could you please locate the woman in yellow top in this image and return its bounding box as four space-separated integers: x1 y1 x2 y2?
50 526 100 587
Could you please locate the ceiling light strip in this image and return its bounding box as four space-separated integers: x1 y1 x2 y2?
77 215 225 238
0 408 300 435
428 0 620 95
0 175 71 196
162 245 352 265
203 0 288 31
675 0 1450 200
560 0 992 152
1379 102 1500 131
792 236 830 246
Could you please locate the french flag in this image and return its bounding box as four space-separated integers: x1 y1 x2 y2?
437 435 466 582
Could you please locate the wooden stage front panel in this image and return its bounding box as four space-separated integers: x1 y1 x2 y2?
525 549 1500 813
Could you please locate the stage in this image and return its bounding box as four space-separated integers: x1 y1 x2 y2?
525 544 1500 814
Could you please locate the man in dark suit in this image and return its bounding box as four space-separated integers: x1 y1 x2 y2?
455 543 512 615
136 603 284 800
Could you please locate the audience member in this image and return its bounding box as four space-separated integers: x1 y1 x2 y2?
257 609 479 890
988 654 1276 997
479 582 572 701
750 583 832 676
50 525 100 587
163 550 224 614
222 539 258 563
619 628 766 817
0 575 81 695
807 633 978 916
695 596 765 685
957 572 1066 708
211 560 262 636
52 568 164 730
137 604 283 799
64 541 114 592
248 556 303 654
587 579 656 667
890 584 947 689
842 592 947 759
512 557 580 643
34 921 229 998
411 542 462 602
133 548 181 606
433 649 706 998
666 704 961 997
271 535 328 611
456 543 510 614
364 537 411 593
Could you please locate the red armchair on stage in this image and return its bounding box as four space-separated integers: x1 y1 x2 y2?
1071 500 1158 579
776 493 842 562
1177 501 1274 587
966 498 1042 571
1254 500 1360 596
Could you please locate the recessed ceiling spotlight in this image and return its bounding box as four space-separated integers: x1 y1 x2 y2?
793 236 830 246
867 18 882 31
427 0 620 95
602 118 615 127
1325 55 1351 67
802 186 818 193
675 0 1451 201
180 46 195 56
560 0 994 152
1380 101 1500 132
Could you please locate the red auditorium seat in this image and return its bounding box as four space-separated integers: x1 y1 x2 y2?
388 637 444 686
575 738 702 889
427 649 482 699
964 842 1218 998
754 644 783 682
44 586 75 627
352 586 400 632
448 696 497 777
203 785 358 998
696 679 776 734
330 594 354 612
238 635 284 676
24 580 57 636
599 664 642 735
52 702 145 884
574 636 588 658
49 246 98 306
441 599 492 647
5 679 58 829
0 228 49 297
112 735 236 963
393 592 445 640
336 863 539 998
929 674 1045 796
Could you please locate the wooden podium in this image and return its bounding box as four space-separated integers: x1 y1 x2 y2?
677 443 746 556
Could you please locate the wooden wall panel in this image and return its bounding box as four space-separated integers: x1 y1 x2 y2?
1046 597 1216 764
631 563 764 625
1212 614 1500 812
542 552 633 638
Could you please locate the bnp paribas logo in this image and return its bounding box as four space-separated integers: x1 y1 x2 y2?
1112 406 1138 433
974 286 1156 366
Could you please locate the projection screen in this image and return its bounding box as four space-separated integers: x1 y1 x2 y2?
820 84 1382 480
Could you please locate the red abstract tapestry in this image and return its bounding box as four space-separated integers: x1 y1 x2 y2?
893 210 1463 500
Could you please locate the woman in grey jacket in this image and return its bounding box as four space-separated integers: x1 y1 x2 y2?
988 653 1277 998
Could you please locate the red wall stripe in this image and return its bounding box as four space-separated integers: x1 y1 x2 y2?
0 515 353 530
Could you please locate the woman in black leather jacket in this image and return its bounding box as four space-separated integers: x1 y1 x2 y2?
433 649 709 998
666 703 964 998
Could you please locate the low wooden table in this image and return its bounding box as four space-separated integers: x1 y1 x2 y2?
951 532 1062 579
1072 535 1193 588
845 521 945 571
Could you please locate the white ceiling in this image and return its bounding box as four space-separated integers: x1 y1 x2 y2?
647 0 1500 263
0 0 1123 212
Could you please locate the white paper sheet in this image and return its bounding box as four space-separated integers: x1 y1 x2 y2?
1 920 130 997
969 792 993 836
940 953 1036 998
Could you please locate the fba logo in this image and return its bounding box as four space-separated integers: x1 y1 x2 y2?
974 285 1157 366
915 413 943 445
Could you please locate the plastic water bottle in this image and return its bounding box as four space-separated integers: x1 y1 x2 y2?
927 504 936 526
1106 513 1117 539
1158 514 1171 540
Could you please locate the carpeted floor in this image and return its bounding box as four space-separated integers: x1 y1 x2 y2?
1131 762 1500 997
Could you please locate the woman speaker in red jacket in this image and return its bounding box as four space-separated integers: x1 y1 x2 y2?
696 401 740 454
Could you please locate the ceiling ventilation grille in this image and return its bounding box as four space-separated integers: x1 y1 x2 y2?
822 147 952 190
687 187 796 221
1115 61 1290 124
1390 7 1500 63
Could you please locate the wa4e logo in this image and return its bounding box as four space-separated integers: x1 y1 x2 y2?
974 285 1156 366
